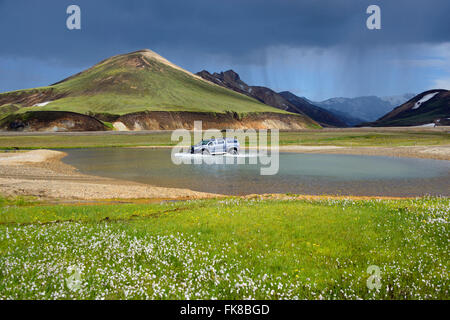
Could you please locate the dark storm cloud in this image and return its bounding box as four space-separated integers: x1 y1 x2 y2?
0 0 449 66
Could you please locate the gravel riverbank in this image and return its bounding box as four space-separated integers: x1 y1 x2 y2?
0 150 217 200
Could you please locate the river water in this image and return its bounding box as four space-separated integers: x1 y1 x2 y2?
62 148 450 197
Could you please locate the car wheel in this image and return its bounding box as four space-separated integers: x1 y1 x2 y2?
229 148 238 155
202 149 210 155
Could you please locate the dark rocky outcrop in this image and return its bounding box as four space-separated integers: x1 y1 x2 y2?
0 111 107 132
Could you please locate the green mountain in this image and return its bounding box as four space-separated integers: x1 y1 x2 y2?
0 50 320 131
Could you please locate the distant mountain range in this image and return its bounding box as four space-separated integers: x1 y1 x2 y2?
196 70 424 127
313 94 416 123
197 70 347 127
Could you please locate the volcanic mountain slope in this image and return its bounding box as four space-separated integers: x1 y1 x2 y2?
364 89 450 127
197 70 347 127
0 50 320 131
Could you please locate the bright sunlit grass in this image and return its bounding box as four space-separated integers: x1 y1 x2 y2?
0 197 448 299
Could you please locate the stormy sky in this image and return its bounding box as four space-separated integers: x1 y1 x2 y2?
0 0 449 100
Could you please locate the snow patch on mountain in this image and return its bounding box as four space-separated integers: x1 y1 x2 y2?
415 123 437 127
412 92 439 110
33 101 52 107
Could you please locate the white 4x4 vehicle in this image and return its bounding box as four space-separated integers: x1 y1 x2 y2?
191 138 240 155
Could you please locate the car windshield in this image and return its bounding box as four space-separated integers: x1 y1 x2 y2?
201 140 210 145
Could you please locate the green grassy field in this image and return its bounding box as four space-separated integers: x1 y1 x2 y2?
0 196 448 300
0 130 448 149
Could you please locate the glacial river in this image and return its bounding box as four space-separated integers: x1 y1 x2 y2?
62 148 450 197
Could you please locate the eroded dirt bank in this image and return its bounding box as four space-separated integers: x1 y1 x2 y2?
0 111 106 132
115 111 316 130
0 150 217 200
1 111 317 132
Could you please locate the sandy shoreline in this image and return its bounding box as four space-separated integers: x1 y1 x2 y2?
0 146 449 201
0 150 217 200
